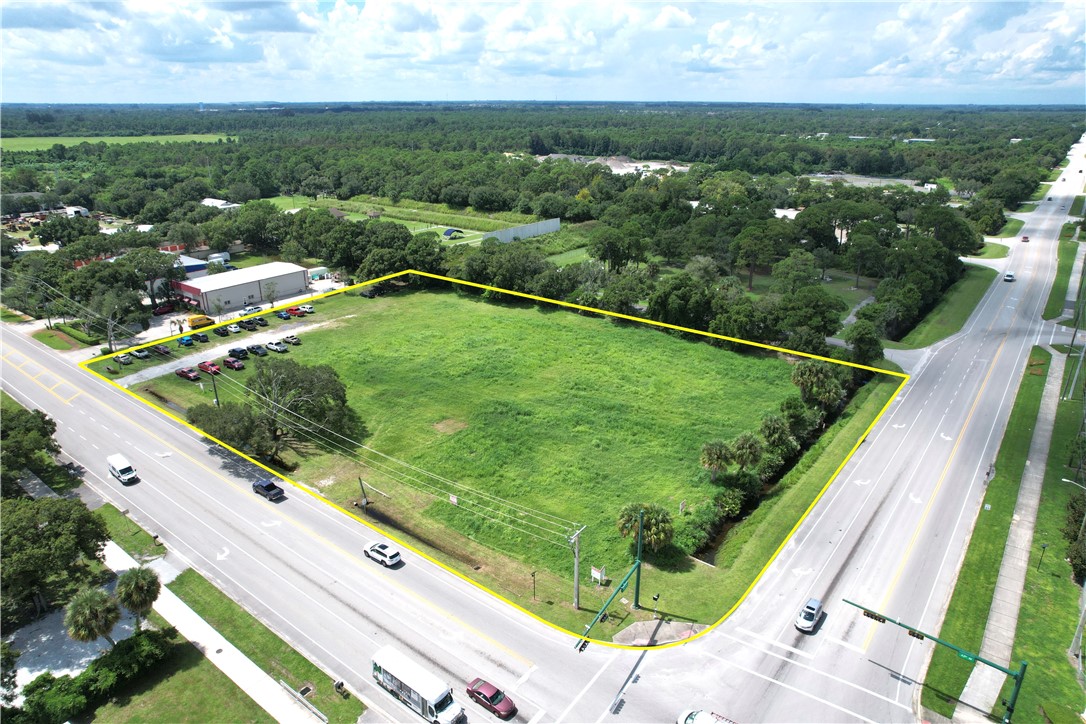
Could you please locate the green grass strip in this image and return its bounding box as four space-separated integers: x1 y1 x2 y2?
1043 239 1079 320
168 569 365 723
993 358 1086 723
1070 196 1085 218
969 242 1010 260
888 265 998 350
95 504 163 560
0 134 234 152
921 348 1050 718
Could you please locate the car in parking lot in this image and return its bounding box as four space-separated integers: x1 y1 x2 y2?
1004 272 1016 282
247 344 268 356
129 348 150 360
223 357 245 370
252 479 285 501
266 341 288 353
152 303 175 316
241 305 263 316
213 326 231 337
363 541 401 567
299 304 315 314
192 332 210 343
1021 235 1029 242
178 335 194 347
286 306 306 317
174 367 200 381
238 319 257 331
152 344 172 356
228 347 249 359
114 353 133 365
795 598 823 632
276 310 291 320
253 316 268 327
197 361 221 375
466 678 517 719
281 335 301 345
227 323 242 334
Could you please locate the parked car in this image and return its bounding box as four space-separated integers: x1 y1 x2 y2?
213 326 231 337
795 598 823 633
298 304 315 314
275 310 292 320
152 303 175 316
238 319 257 331
114 353 133 365
252 316 269 327
129 348 150 360
466 678 517 719
229 347 249 359
223 356 245 370
152 344 172 356
266 341 288 353
252 479 285 501
178 335 194 347
247 344 268 356
1021 235 1029 242
197 361 221 375
1004 272 1016 282
174 367 200 381
192 332 210 343
286 306 306 317
241 305 263 316
363 541 401 567
281 335 301 345
227 323 242 333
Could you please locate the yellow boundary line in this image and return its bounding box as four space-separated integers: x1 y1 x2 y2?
80 269 910 650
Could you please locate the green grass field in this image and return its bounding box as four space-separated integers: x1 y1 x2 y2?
31 328 81 350
969 242 1010 259
921 348 1049 719
125 287 902 631
1071 196 1085 217
1043 239 1079 320
0 134 234 152
95 504 163 560
887 265 998 349
999 218 1026 237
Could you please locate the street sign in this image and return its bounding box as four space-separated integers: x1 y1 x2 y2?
958 651 976 662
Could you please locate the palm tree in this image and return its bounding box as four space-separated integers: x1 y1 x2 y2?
700 440 732 482
116 567 161 631
64 587 120 647
616 502 674 552
730 432 764 472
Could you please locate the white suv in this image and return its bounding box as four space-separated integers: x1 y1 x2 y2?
364 541 402 567
299 304 315 314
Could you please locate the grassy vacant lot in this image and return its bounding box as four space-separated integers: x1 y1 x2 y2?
169 570 364 723
1043 238 1080 320
128 287 901 629
886 265 998 350
0 134 233 152
921 348 1049 719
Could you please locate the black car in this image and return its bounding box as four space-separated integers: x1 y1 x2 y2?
247 344 268 357
238 319 257 331
152 344 172 356
192 332 210 343
228 347 249 359
252 316 269 327
252 479 285 501
213 326 230 337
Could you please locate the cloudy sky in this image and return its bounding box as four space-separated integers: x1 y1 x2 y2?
2 0 1083 105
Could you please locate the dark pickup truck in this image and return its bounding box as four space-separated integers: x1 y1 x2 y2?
252 479 285 501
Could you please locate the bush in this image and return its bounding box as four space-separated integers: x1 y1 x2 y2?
20 672 86 724
1069 535 1086 585
54 323 100 345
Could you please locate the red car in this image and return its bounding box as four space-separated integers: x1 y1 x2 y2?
152 303 175 316
223 357 245 371
174 367 200 381
466 678 517 719
286 306 306 317
197 361 221 375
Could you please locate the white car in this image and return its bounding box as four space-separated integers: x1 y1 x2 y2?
795 598 823 632
364 541 402 567
1004 272 1016 282
299 304 315 314
227 323 242 333
241 305 263 316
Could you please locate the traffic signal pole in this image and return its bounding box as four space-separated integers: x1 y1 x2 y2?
844 600 1027 723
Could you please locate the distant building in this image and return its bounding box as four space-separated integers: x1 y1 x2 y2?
171 261 309 313
63 206 90 218
200 198 242 211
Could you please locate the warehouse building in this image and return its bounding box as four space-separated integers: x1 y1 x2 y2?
171 262 309 314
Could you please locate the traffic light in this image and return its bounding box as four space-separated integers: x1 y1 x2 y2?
862 609 887 623
908 629 925 641
578 640 590 653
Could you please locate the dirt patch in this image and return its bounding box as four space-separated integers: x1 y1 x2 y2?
433 418 467 434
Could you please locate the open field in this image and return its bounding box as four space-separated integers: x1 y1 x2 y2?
0 134 234 152
119 284 904 629
999 217 1026 236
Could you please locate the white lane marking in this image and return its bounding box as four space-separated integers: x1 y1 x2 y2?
823 635 865 654
555 650 618 723
854 478 871 486
260 520 282 528
737 627 814 659
940 432 952 440
527 710 547 724
513 665 536 689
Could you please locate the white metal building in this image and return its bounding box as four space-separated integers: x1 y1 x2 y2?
171 262 309 313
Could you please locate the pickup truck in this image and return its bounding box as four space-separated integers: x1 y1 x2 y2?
252 479 285 501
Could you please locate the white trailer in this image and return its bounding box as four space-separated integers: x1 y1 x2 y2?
371 646 464 724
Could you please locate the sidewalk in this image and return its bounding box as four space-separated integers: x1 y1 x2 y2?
102 542 324 724
952 346 1067 721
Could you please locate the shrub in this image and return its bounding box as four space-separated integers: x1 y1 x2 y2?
20 672 86 724
1069 535 1086 585
54 323 100 345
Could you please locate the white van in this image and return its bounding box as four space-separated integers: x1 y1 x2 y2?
107 454 138 484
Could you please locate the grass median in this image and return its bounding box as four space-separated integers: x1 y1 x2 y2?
1043 238 1079 320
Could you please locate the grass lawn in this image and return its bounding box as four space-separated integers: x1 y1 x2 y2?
0 135 234 152
887 265 998 349
168 570 364 723
95 504 163 560
1043 239 1079 320
1071 196 1085 217
999 218 1026 237
920 348 1050 719
969 242 1010 259
32 328 81 350
547 246 591 266
1060 223 1080 242
128 287 903 631
1 305 31 322
993 358 1086 724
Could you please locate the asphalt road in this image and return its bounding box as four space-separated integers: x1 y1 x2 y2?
2 137 1083 723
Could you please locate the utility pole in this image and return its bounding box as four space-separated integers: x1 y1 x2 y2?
569 525 586 609
209 369 220 407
